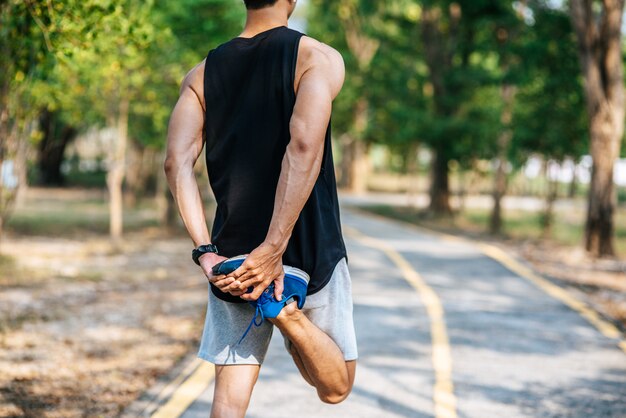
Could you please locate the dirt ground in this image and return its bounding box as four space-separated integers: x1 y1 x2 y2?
515 241 626 331
0 219 208 417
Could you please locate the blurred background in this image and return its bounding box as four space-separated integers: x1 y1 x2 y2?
1 0 626 416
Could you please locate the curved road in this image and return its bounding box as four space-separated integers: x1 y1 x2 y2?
131 209 626 418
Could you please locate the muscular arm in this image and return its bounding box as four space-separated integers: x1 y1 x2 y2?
225 40 345 301
164 62 227 282
265 46 345 251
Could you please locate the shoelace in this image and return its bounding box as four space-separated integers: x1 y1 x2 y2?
237 287 275 345
237 290 298 345
237 303 266 345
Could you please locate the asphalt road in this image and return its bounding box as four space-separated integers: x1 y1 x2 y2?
135 209 626 418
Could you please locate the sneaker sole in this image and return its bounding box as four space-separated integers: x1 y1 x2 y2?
283 265 310 286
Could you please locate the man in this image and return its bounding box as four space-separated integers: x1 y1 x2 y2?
164 0 357 416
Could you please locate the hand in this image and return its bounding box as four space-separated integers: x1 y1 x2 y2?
222 242 285 302
198 252 245 297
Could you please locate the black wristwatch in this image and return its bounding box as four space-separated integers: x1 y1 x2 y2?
192 244 219 266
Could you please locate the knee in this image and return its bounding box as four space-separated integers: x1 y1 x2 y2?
211 398 248 418
318 384 353 404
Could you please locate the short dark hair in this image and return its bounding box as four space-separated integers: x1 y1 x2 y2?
244 0 279 10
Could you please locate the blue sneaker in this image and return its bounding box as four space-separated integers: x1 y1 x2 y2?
211 255 310 344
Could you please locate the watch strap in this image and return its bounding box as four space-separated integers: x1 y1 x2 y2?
192 244 218 265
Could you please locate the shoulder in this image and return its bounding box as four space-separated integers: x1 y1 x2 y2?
296 36 345 97
180 59 206 109
298 36 344 73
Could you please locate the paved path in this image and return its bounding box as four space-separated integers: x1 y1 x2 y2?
132 209 626 418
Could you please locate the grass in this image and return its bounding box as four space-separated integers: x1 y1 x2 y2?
7 193 168 237
361 204 626 257
6 187 626 256
0 253 16 273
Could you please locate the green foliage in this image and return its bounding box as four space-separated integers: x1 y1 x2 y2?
3 0 593 181
511 4 588 164
2 0 245 152
308 0 587 174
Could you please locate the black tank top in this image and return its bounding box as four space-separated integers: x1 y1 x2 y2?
203 26 347 303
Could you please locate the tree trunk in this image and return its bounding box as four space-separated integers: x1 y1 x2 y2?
0 81 9 246
349 139 368 193
339 97 370 193
338 134 352 190
338 12 378 194
568 163 578 198
37 109 76 186
429 145 452 214
457 169 467 214
351 97 369 194
0 99 22 247
123 141 145 208
339 137 368 193
585 119 619 255
542 161 559 238
406 142 420 209
490 83 516 235
15 119 31 207
570 0 625 257
107 96 129 243
421 3 462 216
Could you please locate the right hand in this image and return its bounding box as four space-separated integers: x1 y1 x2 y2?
198 253 245 297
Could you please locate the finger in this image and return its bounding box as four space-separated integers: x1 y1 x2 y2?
229 257 258 279
240 292 257 302
229 290 245 297
208 274 226 284
226 267 253 284
239 282 266 301
237 274 264 291
273 276 284 301
213 277 235 289
222 280 243 292
249 283 268 301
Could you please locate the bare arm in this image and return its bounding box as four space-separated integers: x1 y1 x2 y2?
164 62 228 284
225 40 345 301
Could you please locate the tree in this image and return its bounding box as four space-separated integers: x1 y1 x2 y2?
512 4 588 237
36 109 77 186
570 0 625 256
148 0 244 224
308 0 382 193
419 0 515 215
0 0 57 243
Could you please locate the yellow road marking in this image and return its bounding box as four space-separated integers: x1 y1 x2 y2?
478 243 626 353
345 226 458 418
151 361 215 418
143 358 205 415
350 208 626 355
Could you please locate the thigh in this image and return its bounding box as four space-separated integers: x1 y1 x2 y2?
198 283 274 365
212 364 260 418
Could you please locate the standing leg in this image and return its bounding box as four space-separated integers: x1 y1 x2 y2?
199 283 274 417
211 364 260 418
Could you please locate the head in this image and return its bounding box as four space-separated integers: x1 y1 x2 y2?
243 0 297 18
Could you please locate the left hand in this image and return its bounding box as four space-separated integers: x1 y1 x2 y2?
221 242 285 302
197 252 246 297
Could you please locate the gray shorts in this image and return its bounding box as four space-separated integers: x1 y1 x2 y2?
197 257 358 365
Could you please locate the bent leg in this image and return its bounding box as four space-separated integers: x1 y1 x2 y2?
211 364 260 418
287 338 356 390
271 303 356 404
